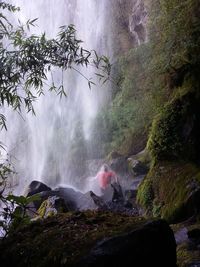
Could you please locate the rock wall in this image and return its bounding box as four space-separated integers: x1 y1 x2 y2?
129 0 148 45
110 0 148 54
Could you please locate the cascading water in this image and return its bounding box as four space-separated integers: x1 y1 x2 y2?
0 0 112 193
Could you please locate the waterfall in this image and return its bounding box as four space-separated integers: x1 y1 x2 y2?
0 0 112 193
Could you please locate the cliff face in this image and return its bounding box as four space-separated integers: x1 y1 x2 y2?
137 0 200 224
129 0 148 45
94 0 200 226
90 0 152 157
110 0 148 53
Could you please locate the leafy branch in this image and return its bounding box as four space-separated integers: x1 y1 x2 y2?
0 4 112 130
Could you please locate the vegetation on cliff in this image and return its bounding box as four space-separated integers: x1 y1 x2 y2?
129 0 200 226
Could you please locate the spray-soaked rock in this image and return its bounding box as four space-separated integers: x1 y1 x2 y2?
111 182 124 203
24 180 52 197
128 159 149 176
89 183 138 216
25 184 99 217
129 0 148 45
37 196 68 219
89 191 108 209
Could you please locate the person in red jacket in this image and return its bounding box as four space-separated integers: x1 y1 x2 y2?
96 164 118 190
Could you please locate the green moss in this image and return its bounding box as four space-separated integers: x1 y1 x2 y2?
152 200 162 218
170 222 200 267
148 91 200 162
137 178 154 211
37 201 47 218
0 211 146 267
137 161 200 223
177 242 200 267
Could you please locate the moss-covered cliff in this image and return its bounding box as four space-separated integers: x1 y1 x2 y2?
90 0 200 232
136 0 200 225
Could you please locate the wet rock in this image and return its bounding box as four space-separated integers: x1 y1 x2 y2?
188 228 200 246
24 180 51 197
32 187 98 212
175 227 188 245
90 191 107 209
37 196 68 218
124 189 138 208
89 185 138 217
181 186 200 221
79 220 177 267
111 182 124 203
124 201 133 209
26 187 87 217
105 201 138 216
188 262 200 267
55 187 83 210
124 189 137 200
128 159 148 176
129 0 148 45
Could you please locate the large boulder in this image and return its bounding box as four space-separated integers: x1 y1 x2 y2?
24 180 51 197
78 219 177 267
128 159 149 176
111 182 124 203
37 196 68 219
25 184 99 217
0 212 176 267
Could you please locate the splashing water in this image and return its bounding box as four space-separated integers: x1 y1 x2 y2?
0 0 113 193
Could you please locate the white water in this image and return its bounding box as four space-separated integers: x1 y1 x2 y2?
0 0 112 193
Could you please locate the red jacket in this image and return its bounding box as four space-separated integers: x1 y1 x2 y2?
97 171 116 189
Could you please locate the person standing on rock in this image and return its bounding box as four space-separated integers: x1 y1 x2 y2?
96 164 118 191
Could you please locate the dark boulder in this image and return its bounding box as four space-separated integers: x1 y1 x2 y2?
89 184 138 216
185 186 200 217
26 185 99 217
24 180 51 197
78 219 177 267
188 262 200 267
76 220 177 267
188 228 200 246
129 159 149 176
124 189 138 209
89 191 107 209
55 187 83 210
25 186 83 217
111 182 124 203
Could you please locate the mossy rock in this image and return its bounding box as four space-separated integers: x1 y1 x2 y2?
177 242 200 267
0 211 147 267
148 91 200 162
118 130 148 157
170 221 200 267
137 161 200 223
128 149 152 173
136 178 154 211
175 222 200 267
